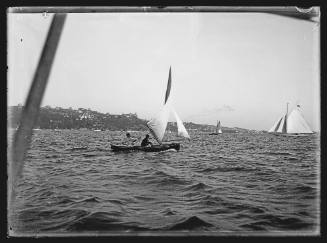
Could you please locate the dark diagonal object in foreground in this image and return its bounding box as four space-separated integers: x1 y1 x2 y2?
9 14 66 203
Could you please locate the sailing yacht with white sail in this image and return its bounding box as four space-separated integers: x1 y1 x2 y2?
209 120 222 135
268 103 313 135
111 67 190 152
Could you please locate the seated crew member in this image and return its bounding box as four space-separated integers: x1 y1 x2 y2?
141 134 153 147
123 132 137 146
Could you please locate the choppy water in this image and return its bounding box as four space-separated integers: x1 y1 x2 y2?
8 130 320 235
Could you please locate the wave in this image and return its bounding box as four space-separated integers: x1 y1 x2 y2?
82 153 98 158
263 152 294 156
45 154 60 158
141 170 189 186
158 149 178 153
77 196 101 203
244 214 313 230
69 146 88 151
241 222 266 231
57 198 75 205
184 182 211 191
40 210 92 231
106 199 125 205
198 166 255 173
50 209 89 219
204 208 227 215
134 195 155 201
293 185 315 193
161 208 177 216
271 184 315 195
66 212 150 231
95 148 110 152
17 209 90 232
205 199 268 216
168 216 213 230
56 196 101 205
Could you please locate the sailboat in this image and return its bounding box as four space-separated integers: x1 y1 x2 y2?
111 67 190 152
209 120 222 135
268 103 313 135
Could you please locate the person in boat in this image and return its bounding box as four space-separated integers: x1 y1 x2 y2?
123 132 137 146
141 134 153 147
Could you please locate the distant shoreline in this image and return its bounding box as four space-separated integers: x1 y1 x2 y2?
8 127 266 135
8 105 265 133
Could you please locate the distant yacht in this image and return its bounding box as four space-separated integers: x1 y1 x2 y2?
268 103 313 135
209 120 222 135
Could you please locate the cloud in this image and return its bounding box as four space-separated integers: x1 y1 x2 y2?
186 104 235 119
212 105 235 112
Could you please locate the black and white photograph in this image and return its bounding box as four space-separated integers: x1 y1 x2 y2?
7 6 321 236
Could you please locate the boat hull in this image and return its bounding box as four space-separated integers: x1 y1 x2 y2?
209 133 222 135
111 143 180 152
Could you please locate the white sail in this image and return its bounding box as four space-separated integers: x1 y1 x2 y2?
171 107 190 139
268 116 283 132
286 106 313 133
217 121 222 133
147 100 171 144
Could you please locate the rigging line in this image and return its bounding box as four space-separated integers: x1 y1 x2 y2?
9 14 67 205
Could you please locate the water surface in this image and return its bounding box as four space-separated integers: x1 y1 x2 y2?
8 130 320 235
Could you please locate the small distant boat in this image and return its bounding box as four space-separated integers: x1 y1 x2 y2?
268 103 313 136
111 66 190 152
94 129 101 131
209 120 222 135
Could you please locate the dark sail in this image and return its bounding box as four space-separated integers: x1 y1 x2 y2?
281 115 287 133
164 66 172 104
273 117 283 132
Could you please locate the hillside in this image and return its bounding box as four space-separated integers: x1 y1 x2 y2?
7 105 257 133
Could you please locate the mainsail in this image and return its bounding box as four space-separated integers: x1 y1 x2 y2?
146 100 171 144
287 106 313 133
146 66 190 143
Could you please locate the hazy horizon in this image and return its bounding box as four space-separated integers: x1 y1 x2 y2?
8 12 320 131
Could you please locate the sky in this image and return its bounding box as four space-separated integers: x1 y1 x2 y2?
7 12 320 131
